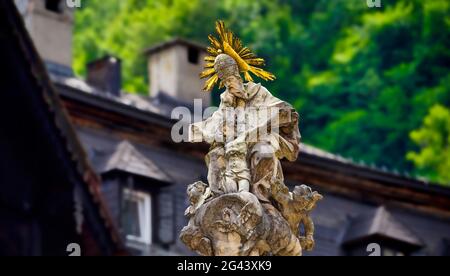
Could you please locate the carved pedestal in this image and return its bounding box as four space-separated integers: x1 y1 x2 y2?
180 181 322 256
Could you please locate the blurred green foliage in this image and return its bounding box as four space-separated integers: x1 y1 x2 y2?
73 0 450 185
408 105 450 185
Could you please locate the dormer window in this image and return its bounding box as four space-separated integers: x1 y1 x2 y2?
45 0 63 14
342 207 423 256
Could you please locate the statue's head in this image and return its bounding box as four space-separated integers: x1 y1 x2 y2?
187 181 208 205
214 54 245 98
200 21 275 92
292 185 323 212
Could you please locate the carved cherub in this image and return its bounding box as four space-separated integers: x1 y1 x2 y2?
222 139 250 193
270 181 322 251
184 181 211 217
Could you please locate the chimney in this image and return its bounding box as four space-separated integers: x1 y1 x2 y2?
144 38 210 106
87 56 122 96
15 0 74 75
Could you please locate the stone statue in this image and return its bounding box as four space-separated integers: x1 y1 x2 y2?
180 21 322 256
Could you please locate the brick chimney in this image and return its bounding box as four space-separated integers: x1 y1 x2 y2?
144 38 210 106
14 0 74 74
87 56 122 96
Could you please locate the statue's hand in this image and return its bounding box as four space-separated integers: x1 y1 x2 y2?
300 235 315 251
230 133 246 145
188 124 203 143
306 235 315 251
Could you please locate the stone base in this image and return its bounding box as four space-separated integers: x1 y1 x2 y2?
180 182 322 256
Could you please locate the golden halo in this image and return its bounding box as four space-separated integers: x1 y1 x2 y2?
200 20 276 92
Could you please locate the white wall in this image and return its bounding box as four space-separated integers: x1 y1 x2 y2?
148 44 210 106
16 0 73 67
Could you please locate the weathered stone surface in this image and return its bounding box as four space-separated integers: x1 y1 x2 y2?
180 180 321 256
180 30 322 255
179 73 323 256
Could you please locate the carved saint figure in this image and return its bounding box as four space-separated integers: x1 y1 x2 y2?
180 21 322 256
190 53 301 202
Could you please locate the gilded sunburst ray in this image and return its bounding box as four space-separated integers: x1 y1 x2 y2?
200 20 276 92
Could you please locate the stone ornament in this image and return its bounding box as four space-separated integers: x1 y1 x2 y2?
180 21 322 256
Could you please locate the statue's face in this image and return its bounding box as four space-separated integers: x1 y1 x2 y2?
188 182 207 204
224 75 245 98
292 188 323 211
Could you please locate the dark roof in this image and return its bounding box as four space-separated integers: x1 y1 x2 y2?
99 140 172 183
298 144 450 200
52 74 177 127
0 0 124 255
53 72 450 192
53 71 450 219
77 127 206 185
343 206 423 248
143 37 207 56
46 60 75 77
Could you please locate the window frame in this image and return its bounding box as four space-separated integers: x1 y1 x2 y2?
122 188 152 245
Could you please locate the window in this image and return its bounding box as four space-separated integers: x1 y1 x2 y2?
346 242 412 256
122 189 152 245
382 248 405 256
187 47 199 64
45 0 62 13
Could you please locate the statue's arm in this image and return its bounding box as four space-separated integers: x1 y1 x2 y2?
303 215 314 238
302 215 316 251
189 105 224 143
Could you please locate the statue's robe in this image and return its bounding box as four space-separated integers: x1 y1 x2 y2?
189 82 301 202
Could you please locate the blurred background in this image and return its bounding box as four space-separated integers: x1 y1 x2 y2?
1 0 449 256
73 0 450 185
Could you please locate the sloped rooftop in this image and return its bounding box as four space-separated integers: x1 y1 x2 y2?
343 206 423 248
99 140 173 183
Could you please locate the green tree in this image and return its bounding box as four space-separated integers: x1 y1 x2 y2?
407 105 450 185
73 0 450 182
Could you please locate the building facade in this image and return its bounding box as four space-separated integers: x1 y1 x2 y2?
9 0 450 256
0 0 124 256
